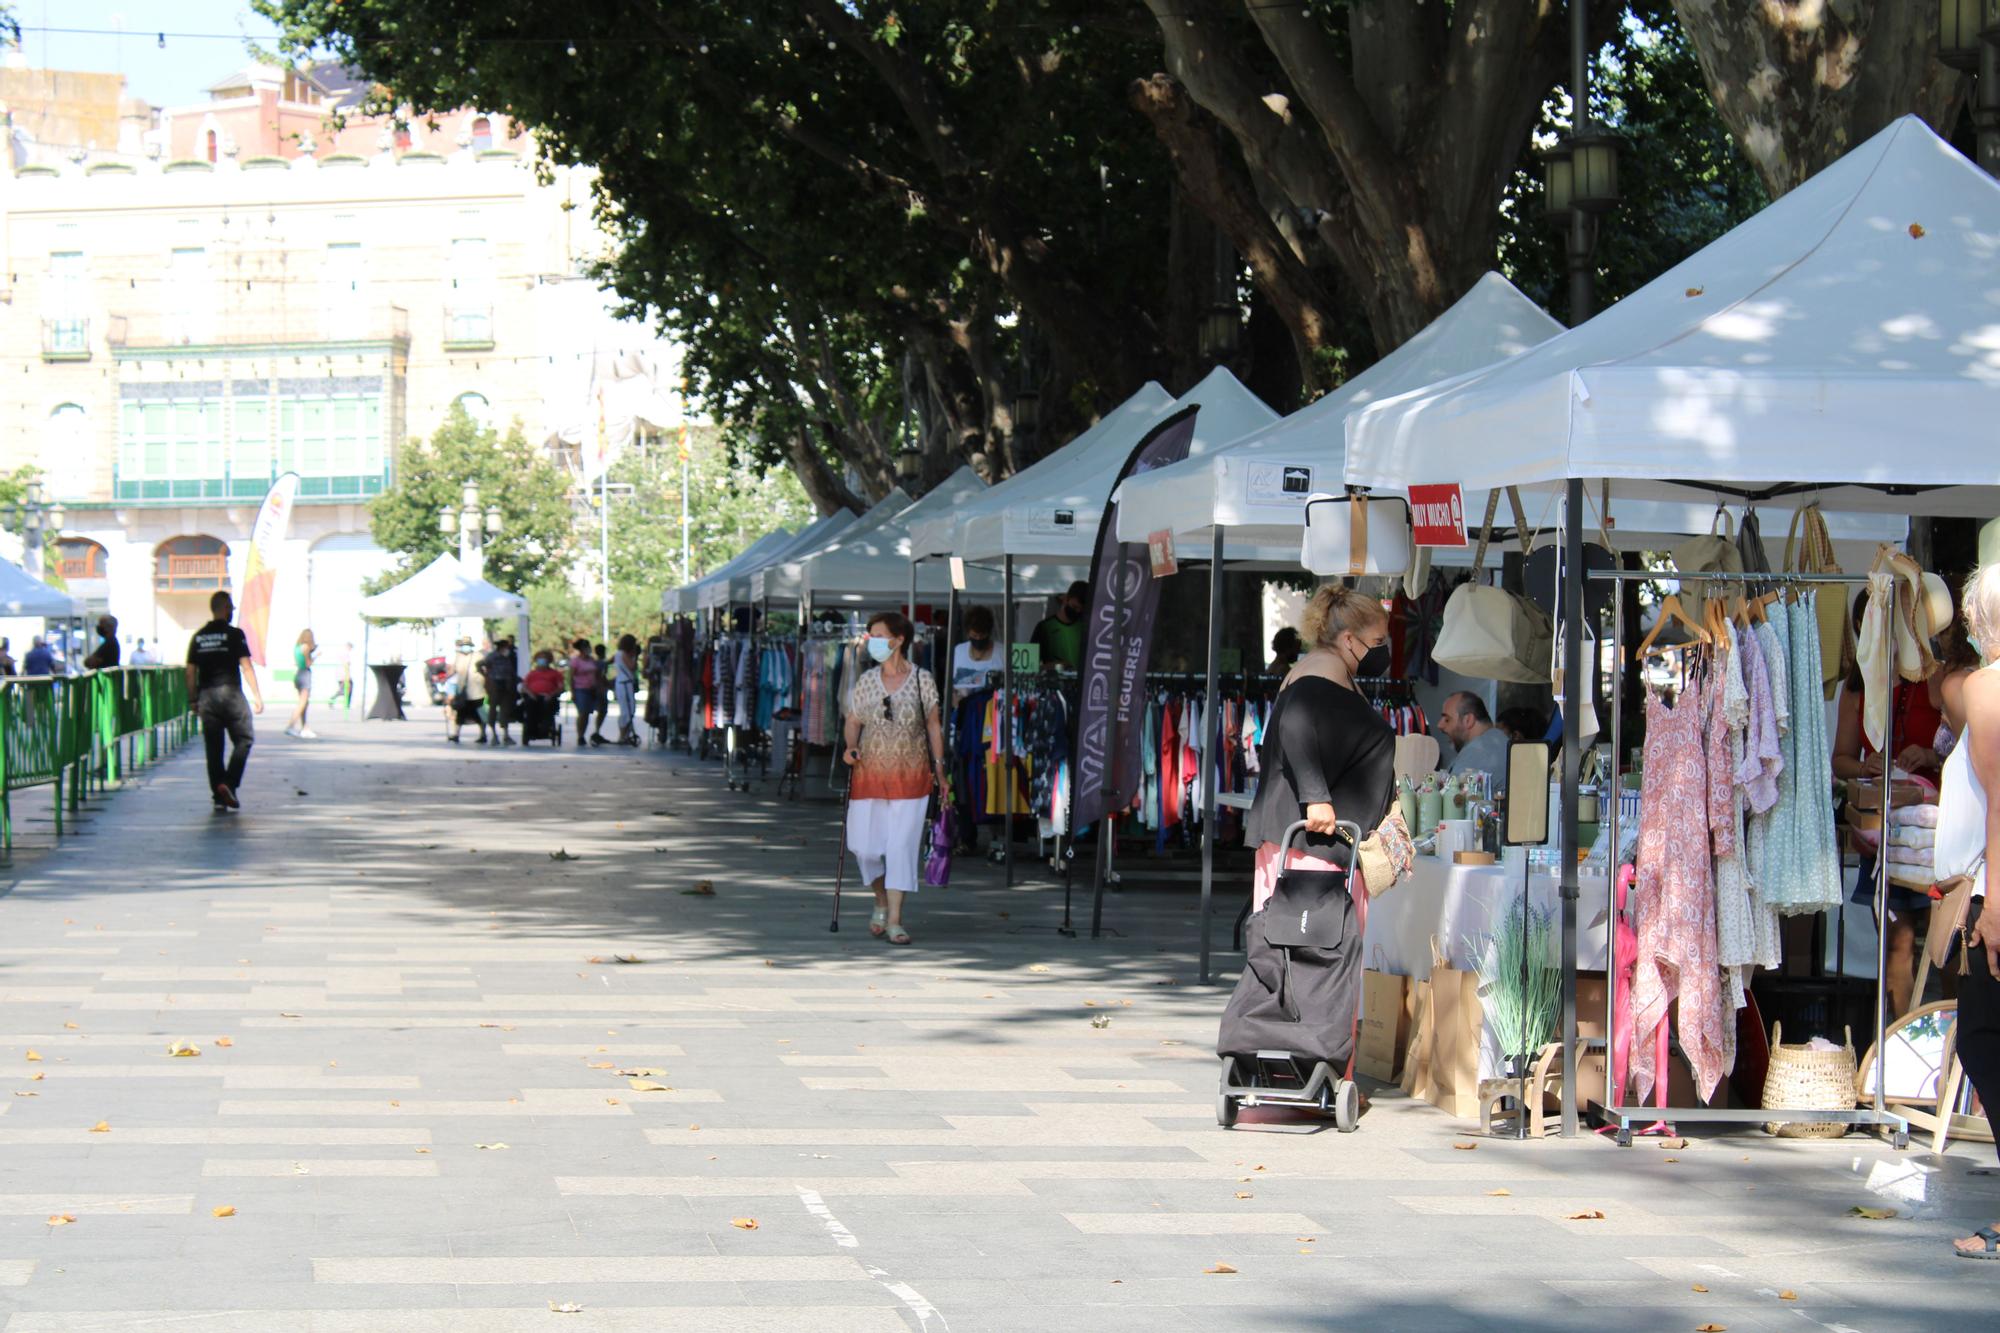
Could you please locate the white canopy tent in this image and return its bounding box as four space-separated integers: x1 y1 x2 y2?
699 509 867 613
908 383 1177 562
357 553 530 716
0 559 84 618
1342 115 2000 1139
1347 117 2000 513
942 368 1277 563
663 528 794 618
744 492 910 607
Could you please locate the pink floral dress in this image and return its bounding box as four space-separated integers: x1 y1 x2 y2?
1631 667 1733 1104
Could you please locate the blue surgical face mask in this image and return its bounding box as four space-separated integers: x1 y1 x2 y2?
866 637 895 664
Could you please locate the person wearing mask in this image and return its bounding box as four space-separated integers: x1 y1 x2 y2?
1269 627 1303 674
286 629 320 739
612 633 641 747
951 605 1001 702
1944 565 2000 1259
0 637 16 676
82 615 120 670
567 638 600 748
484 637 520 746
522 649 565 743
21 636 55 677
186 590 264 811
843 611 946 946
1029 581 1090 671
590 642 613 745
445 637 488 744
1244 585 1397 911
130 638 155 667
1439 691 1510 798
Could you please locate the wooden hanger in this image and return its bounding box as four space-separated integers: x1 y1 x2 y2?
1706 597 1734 649
1636 593 1713 659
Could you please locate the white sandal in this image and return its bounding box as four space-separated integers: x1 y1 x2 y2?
869 908 887 938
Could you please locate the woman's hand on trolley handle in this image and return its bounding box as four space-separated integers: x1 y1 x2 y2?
1303 802 1340 836
843 746 862 767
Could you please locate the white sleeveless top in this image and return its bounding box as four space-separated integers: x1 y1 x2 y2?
1936 664 1997 897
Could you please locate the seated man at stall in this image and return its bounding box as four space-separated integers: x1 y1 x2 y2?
1439 691 1510 796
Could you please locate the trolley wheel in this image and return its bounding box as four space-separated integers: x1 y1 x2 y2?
1333 1080 1359 1133
1614 1126 1633 1148
1891 1129 1910 1150
1216 1058 1239 1128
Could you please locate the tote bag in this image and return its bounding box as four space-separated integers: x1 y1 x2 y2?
1784 503 1849 698
1432 488 1553 685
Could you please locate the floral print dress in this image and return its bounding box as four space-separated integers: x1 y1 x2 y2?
1632 666 1733 1104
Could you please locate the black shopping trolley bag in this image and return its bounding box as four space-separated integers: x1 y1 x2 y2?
1217 823 1363 1068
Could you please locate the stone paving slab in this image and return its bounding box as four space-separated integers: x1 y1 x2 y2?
0 712 1993 1332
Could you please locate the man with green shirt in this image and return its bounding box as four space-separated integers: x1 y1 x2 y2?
1030 580 1090 671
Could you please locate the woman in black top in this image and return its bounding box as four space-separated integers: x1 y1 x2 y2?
1244 585 1398 913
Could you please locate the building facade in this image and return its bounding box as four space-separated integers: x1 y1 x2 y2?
0 70 639 676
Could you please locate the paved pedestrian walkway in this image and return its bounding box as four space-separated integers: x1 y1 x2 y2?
0 712 1992 1331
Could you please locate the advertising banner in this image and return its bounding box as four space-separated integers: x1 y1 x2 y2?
238 471 300 666
1071 406 1200 827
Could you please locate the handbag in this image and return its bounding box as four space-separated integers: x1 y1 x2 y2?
1927 855 1985 975
1673 506 1743 622
1432 488 1553 685
1784 503 1851 698
1356 803 1415 898
922 798 955 887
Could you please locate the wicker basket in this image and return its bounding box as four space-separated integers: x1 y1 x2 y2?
1761 1022 1857 1139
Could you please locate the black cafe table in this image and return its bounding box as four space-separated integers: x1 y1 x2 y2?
366 663 408 721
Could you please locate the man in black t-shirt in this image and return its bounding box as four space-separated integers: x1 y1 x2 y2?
185 590 265 811
82 615 120 671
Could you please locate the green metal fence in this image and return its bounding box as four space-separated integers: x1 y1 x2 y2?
0 667 195 849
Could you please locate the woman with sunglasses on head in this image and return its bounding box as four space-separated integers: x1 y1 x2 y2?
842 611 945 946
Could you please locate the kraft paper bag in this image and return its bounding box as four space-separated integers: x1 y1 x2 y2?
1419 938 1485 1121
1358 966 1410 1084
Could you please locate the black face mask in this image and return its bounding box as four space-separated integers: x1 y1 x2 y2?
967 636 990 648
1353 641 1392 680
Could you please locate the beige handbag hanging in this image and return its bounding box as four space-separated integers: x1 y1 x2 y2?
1783 502 1850 699
1673 506 1742 622
1431 488 1554 685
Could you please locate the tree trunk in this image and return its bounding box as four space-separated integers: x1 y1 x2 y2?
783 427 865 517
1673 0 1965 196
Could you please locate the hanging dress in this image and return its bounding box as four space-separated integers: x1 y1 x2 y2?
1761 593 1846 914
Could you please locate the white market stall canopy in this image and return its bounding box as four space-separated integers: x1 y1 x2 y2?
663 528 795 617
929 369 1278 563
908 382 1177 562
1346 116 2000 520
1115 273 1562 556
749 491 911 605
0 559 84 618
705 506 874 612
358 553 528 620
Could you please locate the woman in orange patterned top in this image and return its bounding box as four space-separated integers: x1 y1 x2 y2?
842 611 946 945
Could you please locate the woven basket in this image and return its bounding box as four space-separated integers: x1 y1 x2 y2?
1761 1022 1857 1139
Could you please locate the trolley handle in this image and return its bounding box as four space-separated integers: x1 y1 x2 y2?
1278 818 1366 860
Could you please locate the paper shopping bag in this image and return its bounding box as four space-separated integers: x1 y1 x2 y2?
1421 939 1485 1121
1357 968 1410 1084
1400 973 1434 1097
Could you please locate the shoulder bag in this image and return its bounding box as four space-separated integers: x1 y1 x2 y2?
1784 503 1851 699
1672 506 1742 623
1927 855 1986 976
1431 488 1553 685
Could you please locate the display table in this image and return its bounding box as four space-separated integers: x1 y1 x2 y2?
366 664 408 721
1365 855 1610 977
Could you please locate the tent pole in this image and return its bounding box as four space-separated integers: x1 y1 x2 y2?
1200 529 1223 986
1002 555 1015 888
1559 478 1584 1137
908 557 918 627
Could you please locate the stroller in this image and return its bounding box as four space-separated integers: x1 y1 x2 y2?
519 690 564 747
1216 819 1365 1132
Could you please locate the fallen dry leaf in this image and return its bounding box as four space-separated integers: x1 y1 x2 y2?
1691 1285 1708 1294
606 1098 619 1106
25 1050 41 1062
613 955 642 965
1565 1210 1605 1221
12 1091 36 1098
1657 1138 1687 1150
688 1124 700 1131
1486 1188 1511 1197
682 881 716 896
628 1079 673 1092
1849 1206 1897 1220
1696 1325 1727 1333
62 1022 78 1030
1685 287 1704 298
1451 1141 1477 1151
414 1148 431 1155
617 1067 667 1077
549 1301 584 1314
586 957 605 965
29 1072 43 1082
1663 1156 1680 1163
731 1217 759 1230
211 1205 236 1218
587 1061 614 1070
46 1214 76 1227
1778 1291 1797 1301
89 1121 110 1134
1203 1263 1237 1275
1234 1192 1253 1200
474 1142 510 1151
168 1041 201 1058
278 1013 301 1020
214 1037 234 1048
1028 964 1050 973
1909 222 1926 239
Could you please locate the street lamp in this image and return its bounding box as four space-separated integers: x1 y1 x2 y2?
437 480 502 579
1544 43 1621 323
1940 0 2000 177
2 482 67 579
895 437 923 488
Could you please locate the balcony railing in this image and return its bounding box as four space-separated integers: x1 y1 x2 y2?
154 553 227 592
42 318 90 361
55 556 106 582
107 305 411 352
443 305 495 350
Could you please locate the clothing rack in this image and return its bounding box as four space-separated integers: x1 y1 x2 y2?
1589 565 1908 1146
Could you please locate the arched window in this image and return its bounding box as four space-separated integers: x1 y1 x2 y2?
470 116 493 151
205 129 219 164
454 392 493 430
154 535 229 592
53 538 108 583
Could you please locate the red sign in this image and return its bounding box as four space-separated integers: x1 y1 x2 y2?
1147 529 1179 578
1408 484 1468 548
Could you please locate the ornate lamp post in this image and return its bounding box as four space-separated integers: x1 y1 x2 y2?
2 482 67 579
1940 0 2000 177
437 480 502 580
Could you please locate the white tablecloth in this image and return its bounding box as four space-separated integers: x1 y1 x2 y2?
1364 856 1611 979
